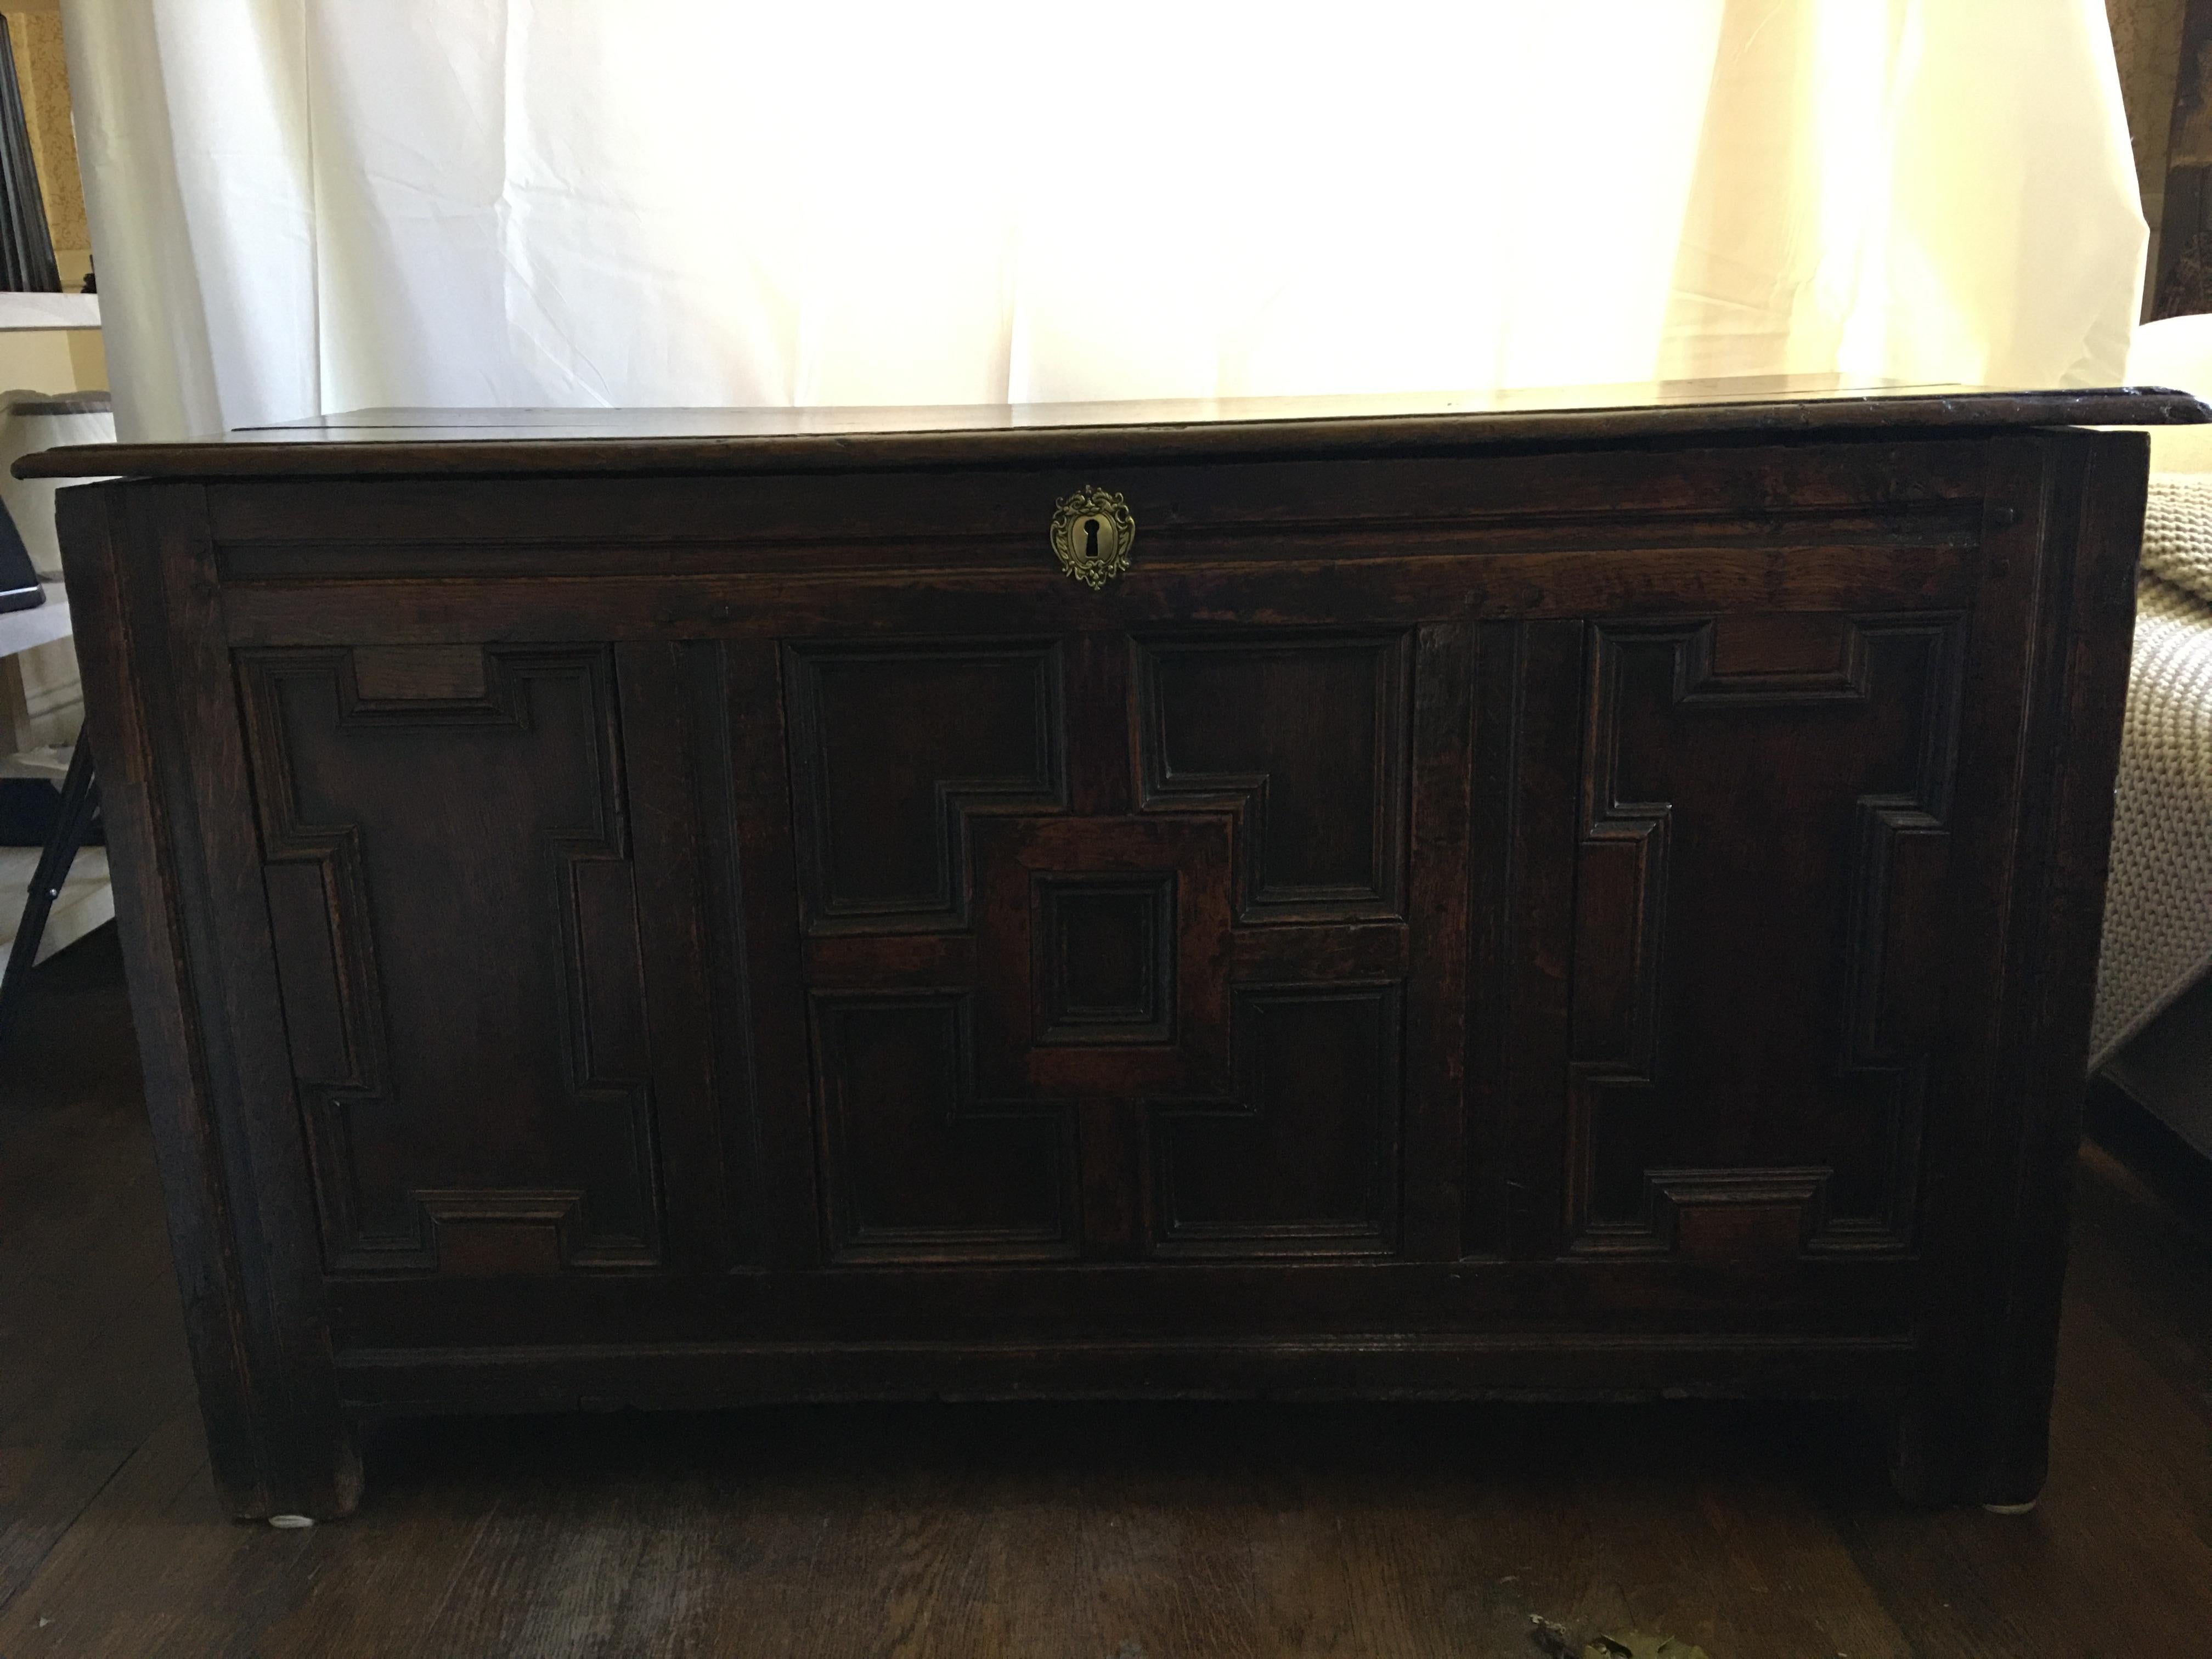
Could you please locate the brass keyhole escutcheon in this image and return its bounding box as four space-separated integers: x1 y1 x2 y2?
1049 487 1136 588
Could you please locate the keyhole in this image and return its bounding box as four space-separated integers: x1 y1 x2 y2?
1084 518 1101 560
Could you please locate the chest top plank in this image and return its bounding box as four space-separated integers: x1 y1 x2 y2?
16 377 2207 481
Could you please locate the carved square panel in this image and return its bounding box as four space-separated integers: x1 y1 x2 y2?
970 814 1234 1098
1149 985 1402 1257
1031 873 1176 1045
1135 634 1411 921
812 992 1076 1262
785 642 1067 932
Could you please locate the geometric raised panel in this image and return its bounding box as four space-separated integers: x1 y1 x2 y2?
1638 1168 1831 1271
1136 633 1409 919
239 644 663 1274
968 814 1233 1098
1030 873 1176 1046
1149 984 1401 1257
1567 613 1962 1257
785 642 1067 932
416 1189 588 1277
811 993 1076 1262
795 627 1422 1266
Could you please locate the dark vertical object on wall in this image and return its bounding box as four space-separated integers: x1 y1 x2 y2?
2154 0 2212 319
0 16 57 294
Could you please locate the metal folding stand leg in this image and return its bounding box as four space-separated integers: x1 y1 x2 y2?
0 730 98 1036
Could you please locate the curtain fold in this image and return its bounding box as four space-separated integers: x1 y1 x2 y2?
61 0 2147 442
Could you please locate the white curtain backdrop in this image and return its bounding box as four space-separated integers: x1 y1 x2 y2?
60 0 2147 443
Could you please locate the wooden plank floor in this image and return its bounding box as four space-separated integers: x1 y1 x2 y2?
3 931 2210 1658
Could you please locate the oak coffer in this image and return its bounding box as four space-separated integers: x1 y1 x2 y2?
22 381 2203 1519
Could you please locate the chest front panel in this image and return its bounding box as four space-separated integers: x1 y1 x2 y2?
210 439 2017 1339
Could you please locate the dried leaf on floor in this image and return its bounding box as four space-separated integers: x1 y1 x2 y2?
1528 1612 1713 1659
1528 1613 1578 1656
1581 1634 1712 1659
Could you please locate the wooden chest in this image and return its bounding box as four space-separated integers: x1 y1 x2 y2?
25 382 2199 1518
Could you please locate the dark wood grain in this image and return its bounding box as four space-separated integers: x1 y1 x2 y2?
1892 432 2151 1506
1473 619 1584 1261
46 400 2155 1516
60 484 358 1520
14 380 2208 481
695 639 817 1274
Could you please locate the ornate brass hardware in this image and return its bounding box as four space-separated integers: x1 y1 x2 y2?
1049 487 1136 589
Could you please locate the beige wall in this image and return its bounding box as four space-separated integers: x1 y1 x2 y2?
0 3 85 748
5 9 83 268
0 4 99 391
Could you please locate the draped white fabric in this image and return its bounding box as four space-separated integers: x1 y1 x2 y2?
61 0 2147 443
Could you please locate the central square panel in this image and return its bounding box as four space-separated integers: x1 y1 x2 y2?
1031 873 1177 1045
971 814 1233 1098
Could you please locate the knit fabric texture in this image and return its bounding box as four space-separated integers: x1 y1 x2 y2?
2089 475 2212 1067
